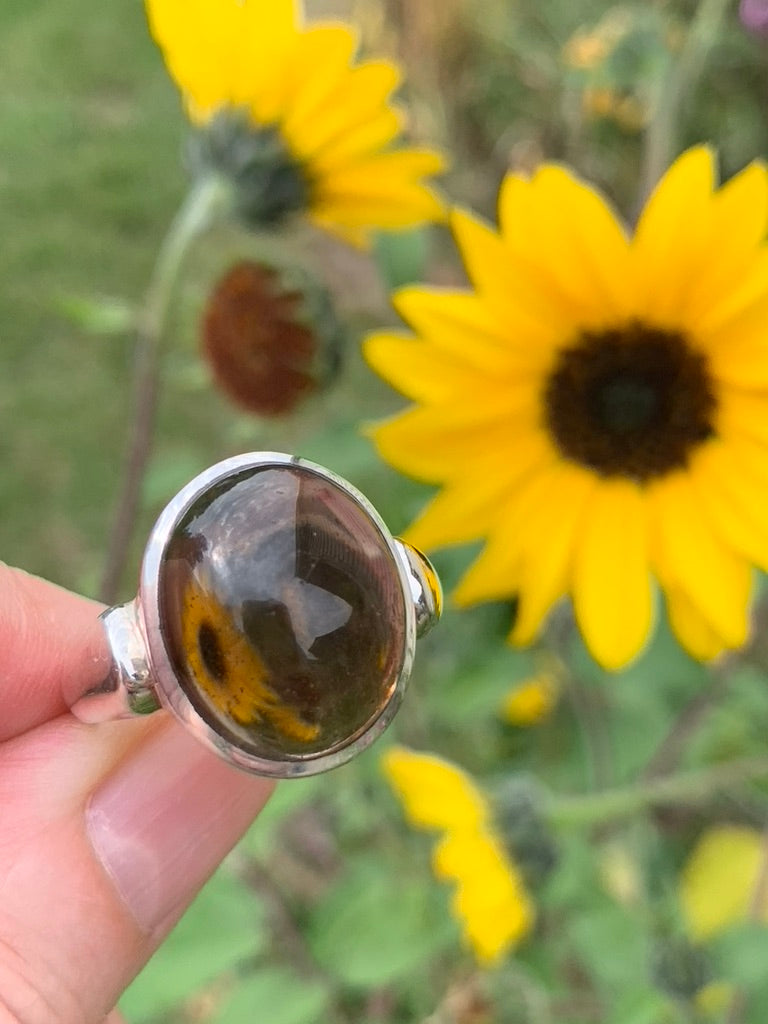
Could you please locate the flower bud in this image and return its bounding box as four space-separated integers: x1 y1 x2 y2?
202 260 342 418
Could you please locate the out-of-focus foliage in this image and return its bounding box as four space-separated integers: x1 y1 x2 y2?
6 1 768 1022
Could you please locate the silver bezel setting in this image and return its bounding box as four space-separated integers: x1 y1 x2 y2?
135 451 418 778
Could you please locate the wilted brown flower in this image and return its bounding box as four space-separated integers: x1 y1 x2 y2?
202 260 321 417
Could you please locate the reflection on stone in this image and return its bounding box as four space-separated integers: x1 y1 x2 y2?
159 465 406 759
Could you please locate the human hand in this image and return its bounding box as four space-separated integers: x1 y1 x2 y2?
0 566 274 1024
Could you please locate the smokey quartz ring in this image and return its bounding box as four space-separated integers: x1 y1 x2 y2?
72 453 441 778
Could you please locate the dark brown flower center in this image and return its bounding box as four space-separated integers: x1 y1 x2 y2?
543 321 716 481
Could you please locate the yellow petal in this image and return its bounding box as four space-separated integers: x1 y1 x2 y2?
501 662 562 726
664 586 727 662
392 287 549 375
716 388 768 449
433 829 534 963
308 109 403 174
687 438 768 573
146 0 297 118
696 252 768 351
680 826 767 941
506 461 597 646
572 480 653 671
272 24 358 127
364 331 498 404
285 59 401 163
382 746 488 832
405 431 555 551
367 397 542 485
319 149 445 199
648 471 753 650
450 207 579 339
686 161 768 323
499 166 632 323
312 180 445 239
631 146 716 325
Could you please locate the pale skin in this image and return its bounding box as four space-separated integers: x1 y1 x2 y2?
0 566 274 1024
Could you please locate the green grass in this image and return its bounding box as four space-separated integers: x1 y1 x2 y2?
0 0 186 590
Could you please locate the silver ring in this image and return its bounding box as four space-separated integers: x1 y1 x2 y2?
72 452 441 778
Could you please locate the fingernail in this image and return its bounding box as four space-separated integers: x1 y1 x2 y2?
86 724 273 933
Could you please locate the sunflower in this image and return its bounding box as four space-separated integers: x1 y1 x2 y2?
366 147 768 670
145 0 445 245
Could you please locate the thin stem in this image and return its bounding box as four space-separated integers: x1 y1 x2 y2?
98 176 229 604
642 666 731 780
636 0 731 211
546 757 768 829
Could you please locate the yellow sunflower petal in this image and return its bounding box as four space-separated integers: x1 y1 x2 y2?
367 398 543 486
313 168 446 242
433 830 534 963
285 58 401 162
308 108 404 174
317 150 445 204
631 146 716 324
364 331 499 403
450 207 581 340
498 166 632 323
405 432 555 551
392 287 551 374
572 480 653 671
382 746 488 832
717 388 768 449
686 161 768 321
664 586 727 662
649 472 753 649
146 0 296 119
696 251 768 349
680 826 767 941
688 439 768 573
507 461 597 646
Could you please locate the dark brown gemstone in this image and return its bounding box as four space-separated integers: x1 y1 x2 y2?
158 464 407 760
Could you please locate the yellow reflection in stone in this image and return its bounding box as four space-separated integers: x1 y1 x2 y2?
179 577 320 745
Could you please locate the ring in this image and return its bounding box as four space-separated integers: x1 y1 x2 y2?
72 452 442 778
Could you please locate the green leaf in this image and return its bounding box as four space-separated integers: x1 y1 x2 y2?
119 868 266 1022
372 228 430 291
308 857 454 988
569 900 648 996
712 922 768 992
612 990 670 1024
55 293 134 335
216 968 330 1024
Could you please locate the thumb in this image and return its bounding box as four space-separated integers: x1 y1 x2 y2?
0 569 274 1024
0 698 272 1024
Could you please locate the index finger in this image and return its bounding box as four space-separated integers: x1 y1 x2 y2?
0 564 110 741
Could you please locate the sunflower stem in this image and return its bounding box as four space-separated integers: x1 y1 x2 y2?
546 756 768 828
636 0 731 211
99 175 231 604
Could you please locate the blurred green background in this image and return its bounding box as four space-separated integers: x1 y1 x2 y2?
6 1 768 1021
